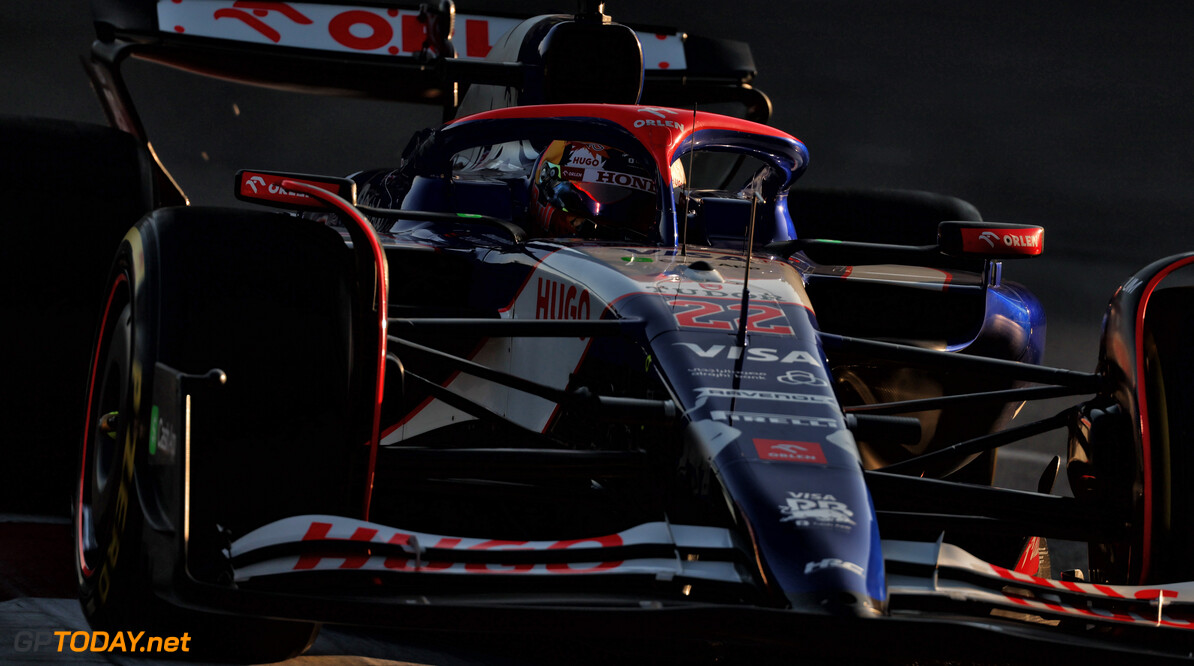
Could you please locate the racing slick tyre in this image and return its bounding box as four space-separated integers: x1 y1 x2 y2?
1119 286 1194 584
1 116 154 514
77 207 358 662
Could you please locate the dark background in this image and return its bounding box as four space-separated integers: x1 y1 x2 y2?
9 0 1194 377
9 0 1194 495
3 0 1194 662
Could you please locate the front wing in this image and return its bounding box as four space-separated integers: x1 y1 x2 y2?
217 512 1194 658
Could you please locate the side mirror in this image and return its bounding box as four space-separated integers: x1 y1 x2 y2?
235 170 356 212
937 221 1044 259
765 220 1044 264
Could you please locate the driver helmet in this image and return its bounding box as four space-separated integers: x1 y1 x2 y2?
528 140 658 239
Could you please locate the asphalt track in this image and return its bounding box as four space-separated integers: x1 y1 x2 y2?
4 1 1194 663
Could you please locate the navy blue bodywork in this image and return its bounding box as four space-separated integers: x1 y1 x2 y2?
335 108 1045 613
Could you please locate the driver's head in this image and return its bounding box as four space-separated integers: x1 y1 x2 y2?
529 141 658 239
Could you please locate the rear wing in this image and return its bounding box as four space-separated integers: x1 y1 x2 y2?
88 1 771 206
89 1 769 118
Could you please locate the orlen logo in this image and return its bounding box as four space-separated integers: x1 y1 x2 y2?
235 170 355 211
536 278 592 320
962 227 1044 255
242 175 309 200
633 119 685 130
633 107 684 130
162 2 515 60
754 439 827 464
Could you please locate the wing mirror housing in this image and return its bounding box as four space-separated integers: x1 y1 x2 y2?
235 170 357 212
766 220 1044 264
937 221 1044 259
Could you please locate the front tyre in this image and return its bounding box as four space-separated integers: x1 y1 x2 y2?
1083 258 1194 585
1134 287 1194 582
77 270 137 629
75 208 357 662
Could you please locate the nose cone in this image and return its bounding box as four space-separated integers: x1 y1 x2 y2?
709 455 889 619
787 587 887 618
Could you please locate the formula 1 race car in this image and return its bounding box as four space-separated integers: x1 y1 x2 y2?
7 1 1194 663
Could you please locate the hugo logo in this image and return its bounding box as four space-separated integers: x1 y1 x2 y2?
293 521 624 574
535 278 592 320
